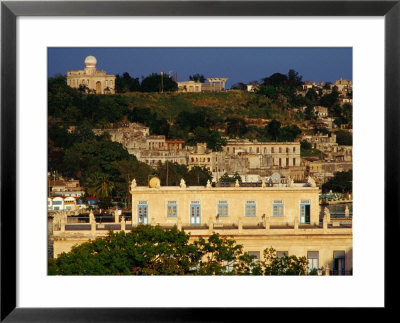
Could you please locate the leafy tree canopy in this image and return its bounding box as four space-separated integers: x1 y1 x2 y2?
141 73 178 92
322 170 352 193
231 82 247 90
218 172 241 183
49 226 310 276
189 73 206 83
335 130 352 146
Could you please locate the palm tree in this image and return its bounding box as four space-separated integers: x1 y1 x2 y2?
86 173 115 200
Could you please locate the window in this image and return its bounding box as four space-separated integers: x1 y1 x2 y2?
248 251 260 264
300 202 311 224
286 147 289 153
167 201 177 217
245 201 256 217
138 202 148 224
222 260 234 273
273 200 284 217
293 158 296 166
333 251 345 275
277 251 288 258
293 147 296 153
190 201 201 225
307 251 319 274
271 147 274 153
279 147 282 153
217 201 228 217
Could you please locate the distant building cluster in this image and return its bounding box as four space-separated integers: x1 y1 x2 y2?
301 133 352 163
47 175 97 211
298 77 353 104
93 122 306 181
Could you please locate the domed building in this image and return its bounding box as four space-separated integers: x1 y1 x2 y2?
67 56 116 94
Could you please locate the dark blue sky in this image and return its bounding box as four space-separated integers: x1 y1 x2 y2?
48 47 352 87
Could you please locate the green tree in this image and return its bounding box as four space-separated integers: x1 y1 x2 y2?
156 162 188 186
85 172 115 199
262 72 288 87
262 248 308 275
226 117 248 138
189 73 206 83
319 89 339 107
335 130 352 146
63 137 130 178
185 166 212 186
141 73 178 92
265 119 281 141
194 234 243 275
48 227 313 276
322 170 352 193
287 69 303 87
257 85 278 100
230 82 247 90
115 72 141 93
218 172 241 183
305 88 319 106
300 140 312 150
48 226 200 275
278 125 301 142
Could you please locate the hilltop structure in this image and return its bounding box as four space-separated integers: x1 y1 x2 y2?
67 56 116 94
177 77 228 93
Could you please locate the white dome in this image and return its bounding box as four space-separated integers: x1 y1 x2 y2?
84 55 97 67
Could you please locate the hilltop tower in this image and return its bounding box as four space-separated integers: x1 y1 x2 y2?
67 56 116 94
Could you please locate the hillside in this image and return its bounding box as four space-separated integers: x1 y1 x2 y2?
121 90 294 123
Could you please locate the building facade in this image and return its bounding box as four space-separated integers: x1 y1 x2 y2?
67 56 116 94
51 179 352 275
177 78 228 93
224 140 301 168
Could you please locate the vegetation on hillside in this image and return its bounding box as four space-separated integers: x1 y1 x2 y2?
48 68 352 206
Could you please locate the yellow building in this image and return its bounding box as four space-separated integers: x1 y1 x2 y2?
51 178 352 275
67 56 116 94
224 140 301 168
128 178 352 275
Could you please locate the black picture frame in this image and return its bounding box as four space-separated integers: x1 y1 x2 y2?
1 1 398 321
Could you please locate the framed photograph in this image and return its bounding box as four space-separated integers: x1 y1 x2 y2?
1 1 398 321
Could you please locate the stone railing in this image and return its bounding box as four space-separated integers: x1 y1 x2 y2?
54 207 351 234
